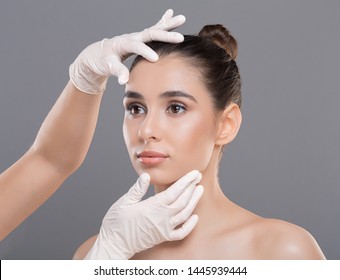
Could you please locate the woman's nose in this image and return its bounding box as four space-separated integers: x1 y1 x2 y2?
138 112 162 143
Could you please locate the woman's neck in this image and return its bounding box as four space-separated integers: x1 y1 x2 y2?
142 168 233 259
154 148 234 228
131 152 246 259
155 162 233 239
188 167 232 236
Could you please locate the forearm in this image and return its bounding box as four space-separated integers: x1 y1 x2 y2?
0 81 103 240
0 151 67 240
31 80 103 174
0 8 185 242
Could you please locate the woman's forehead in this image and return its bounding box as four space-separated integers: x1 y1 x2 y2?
126 56 205 97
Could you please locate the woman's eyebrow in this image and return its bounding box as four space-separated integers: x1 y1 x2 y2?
160 91 197 103
123 91 144 100
123 90 198 103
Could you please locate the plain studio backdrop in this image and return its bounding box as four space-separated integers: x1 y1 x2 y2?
0 0 339 259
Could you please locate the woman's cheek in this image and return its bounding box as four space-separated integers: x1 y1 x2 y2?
123 119 139 150
172 117 215 171
124 111 215 187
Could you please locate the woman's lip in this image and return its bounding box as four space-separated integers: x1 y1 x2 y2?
137 151 168 158
137 151 168 165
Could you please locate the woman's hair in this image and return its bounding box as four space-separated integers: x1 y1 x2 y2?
130 24 241 111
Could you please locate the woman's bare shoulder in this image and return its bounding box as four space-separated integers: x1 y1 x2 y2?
251 218 326 259
73 235 98 260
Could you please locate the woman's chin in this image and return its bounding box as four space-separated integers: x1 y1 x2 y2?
151 181 173 190
134 166 199 190
148 176 175 189
136 169 178 189
150 174 179 192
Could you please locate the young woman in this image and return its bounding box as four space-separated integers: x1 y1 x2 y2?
75 24 326 259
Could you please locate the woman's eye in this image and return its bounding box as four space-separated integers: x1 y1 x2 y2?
127 104 146 115
167 103 186 114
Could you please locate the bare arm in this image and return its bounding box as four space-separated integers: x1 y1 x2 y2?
73 235 98 260
0 81 102 240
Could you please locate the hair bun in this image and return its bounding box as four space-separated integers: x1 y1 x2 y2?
198 24 238 60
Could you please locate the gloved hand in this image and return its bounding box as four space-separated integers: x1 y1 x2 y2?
85 170 204 259
69 9 186 94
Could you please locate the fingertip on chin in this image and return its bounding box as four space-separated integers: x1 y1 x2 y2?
140 172 151 182
196 185 204 194
190 170 202 180
190 214 199 227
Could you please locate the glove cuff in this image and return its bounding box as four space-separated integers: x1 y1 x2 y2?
85 235 129 260
69 62 107 95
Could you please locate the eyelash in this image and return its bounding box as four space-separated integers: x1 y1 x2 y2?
125 102 187 117
167 102 187 115
126 103 146 116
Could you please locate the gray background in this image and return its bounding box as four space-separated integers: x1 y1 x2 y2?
0 0 339 259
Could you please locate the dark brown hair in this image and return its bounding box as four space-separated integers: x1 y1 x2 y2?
131 24 241 111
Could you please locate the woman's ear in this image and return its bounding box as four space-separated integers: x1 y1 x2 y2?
215 103 242 145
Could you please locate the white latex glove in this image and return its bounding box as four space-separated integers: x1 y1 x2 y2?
85 170 204 260
69 9 186 94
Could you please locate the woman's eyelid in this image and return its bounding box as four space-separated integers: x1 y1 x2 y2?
166 101 188 115
124 100 147 111
123 97 190 115
167 99 188 109
168 103 186 111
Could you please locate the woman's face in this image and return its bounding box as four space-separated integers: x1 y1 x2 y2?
123 55 219 187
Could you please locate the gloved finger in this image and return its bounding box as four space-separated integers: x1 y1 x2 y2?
120 40 159 62
141 29 184 44
170 185 204 227
124 173 150 204
169 214 198 241
154 9 186 31
158 170 202 205
161 9 174 21
115 64 130 85
167 184 196 213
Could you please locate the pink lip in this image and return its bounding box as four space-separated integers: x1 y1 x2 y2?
137 151 168 165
